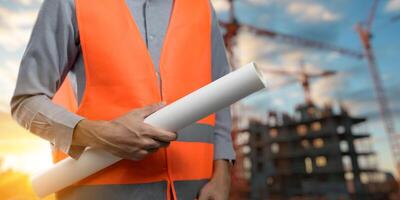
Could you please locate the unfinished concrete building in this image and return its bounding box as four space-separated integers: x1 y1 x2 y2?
244 103 397 200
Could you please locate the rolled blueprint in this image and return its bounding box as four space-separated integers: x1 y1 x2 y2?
32 62 267 197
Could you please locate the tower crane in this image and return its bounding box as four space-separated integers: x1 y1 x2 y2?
219 0 364 68
219 1 399 198
355 0 399 175
261 60 336 105
219 1 366 198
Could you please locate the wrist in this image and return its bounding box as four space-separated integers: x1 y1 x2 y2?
208 160 232 197
212 160 231 181
72 119 108 147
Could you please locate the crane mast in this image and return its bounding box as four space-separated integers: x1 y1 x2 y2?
355 0 399 174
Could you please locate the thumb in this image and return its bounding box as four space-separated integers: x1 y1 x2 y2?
138 102 166 118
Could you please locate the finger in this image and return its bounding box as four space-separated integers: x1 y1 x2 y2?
159 141 170 148
141 124 177 142
141 137 163 149
110 150 136 160
147 148 159 153
137 102 166 118
130 149 150 161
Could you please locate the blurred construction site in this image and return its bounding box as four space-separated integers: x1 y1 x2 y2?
0 0 399 199
218 0 400 199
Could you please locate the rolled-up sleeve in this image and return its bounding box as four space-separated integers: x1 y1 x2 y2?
10 0 84 159
210 4 236 161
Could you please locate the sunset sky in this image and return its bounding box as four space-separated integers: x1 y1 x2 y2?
0 0 399 179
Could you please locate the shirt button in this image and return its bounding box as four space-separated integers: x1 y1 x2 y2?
149 35 155 40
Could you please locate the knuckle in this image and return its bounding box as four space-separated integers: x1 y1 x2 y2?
136 151 149 160
136 141 147 149
135 128 144 137
129 147 138 154
137 124 151 134
143 140 159 149
140 128 151 137
165 132 177 141
141 150 149 156
138 139 150 149
171 133 178 140
122 145 138 154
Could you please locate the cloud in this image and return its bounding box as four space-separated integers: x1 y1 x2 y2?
0 59 19 81
234 30 296 90
234 29 334 113
386 0 400 12
286 2 340 23
246 0 277 6
0 4 41 112
311 70 400 131
234 28 338 89
13 0 43 6
0 7 38 52
232 26 399 130
311 71 349 106
342 85 400 116
0 59 20 112
211 0 230 13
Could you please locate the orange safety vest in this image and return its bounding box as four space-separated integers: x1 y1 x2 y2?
52 0 215 199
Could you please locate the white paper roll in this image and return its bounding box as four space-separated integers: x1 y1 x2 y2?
32 62 267 197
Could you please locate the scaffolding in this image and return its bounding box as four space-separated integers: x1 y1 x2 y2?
241 103 398 200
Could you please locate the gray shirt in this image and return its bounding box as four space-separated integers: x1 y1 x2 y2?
11 0 235 160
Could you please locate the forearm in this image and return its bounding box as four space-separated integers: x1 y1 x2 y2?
11 94 85 158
